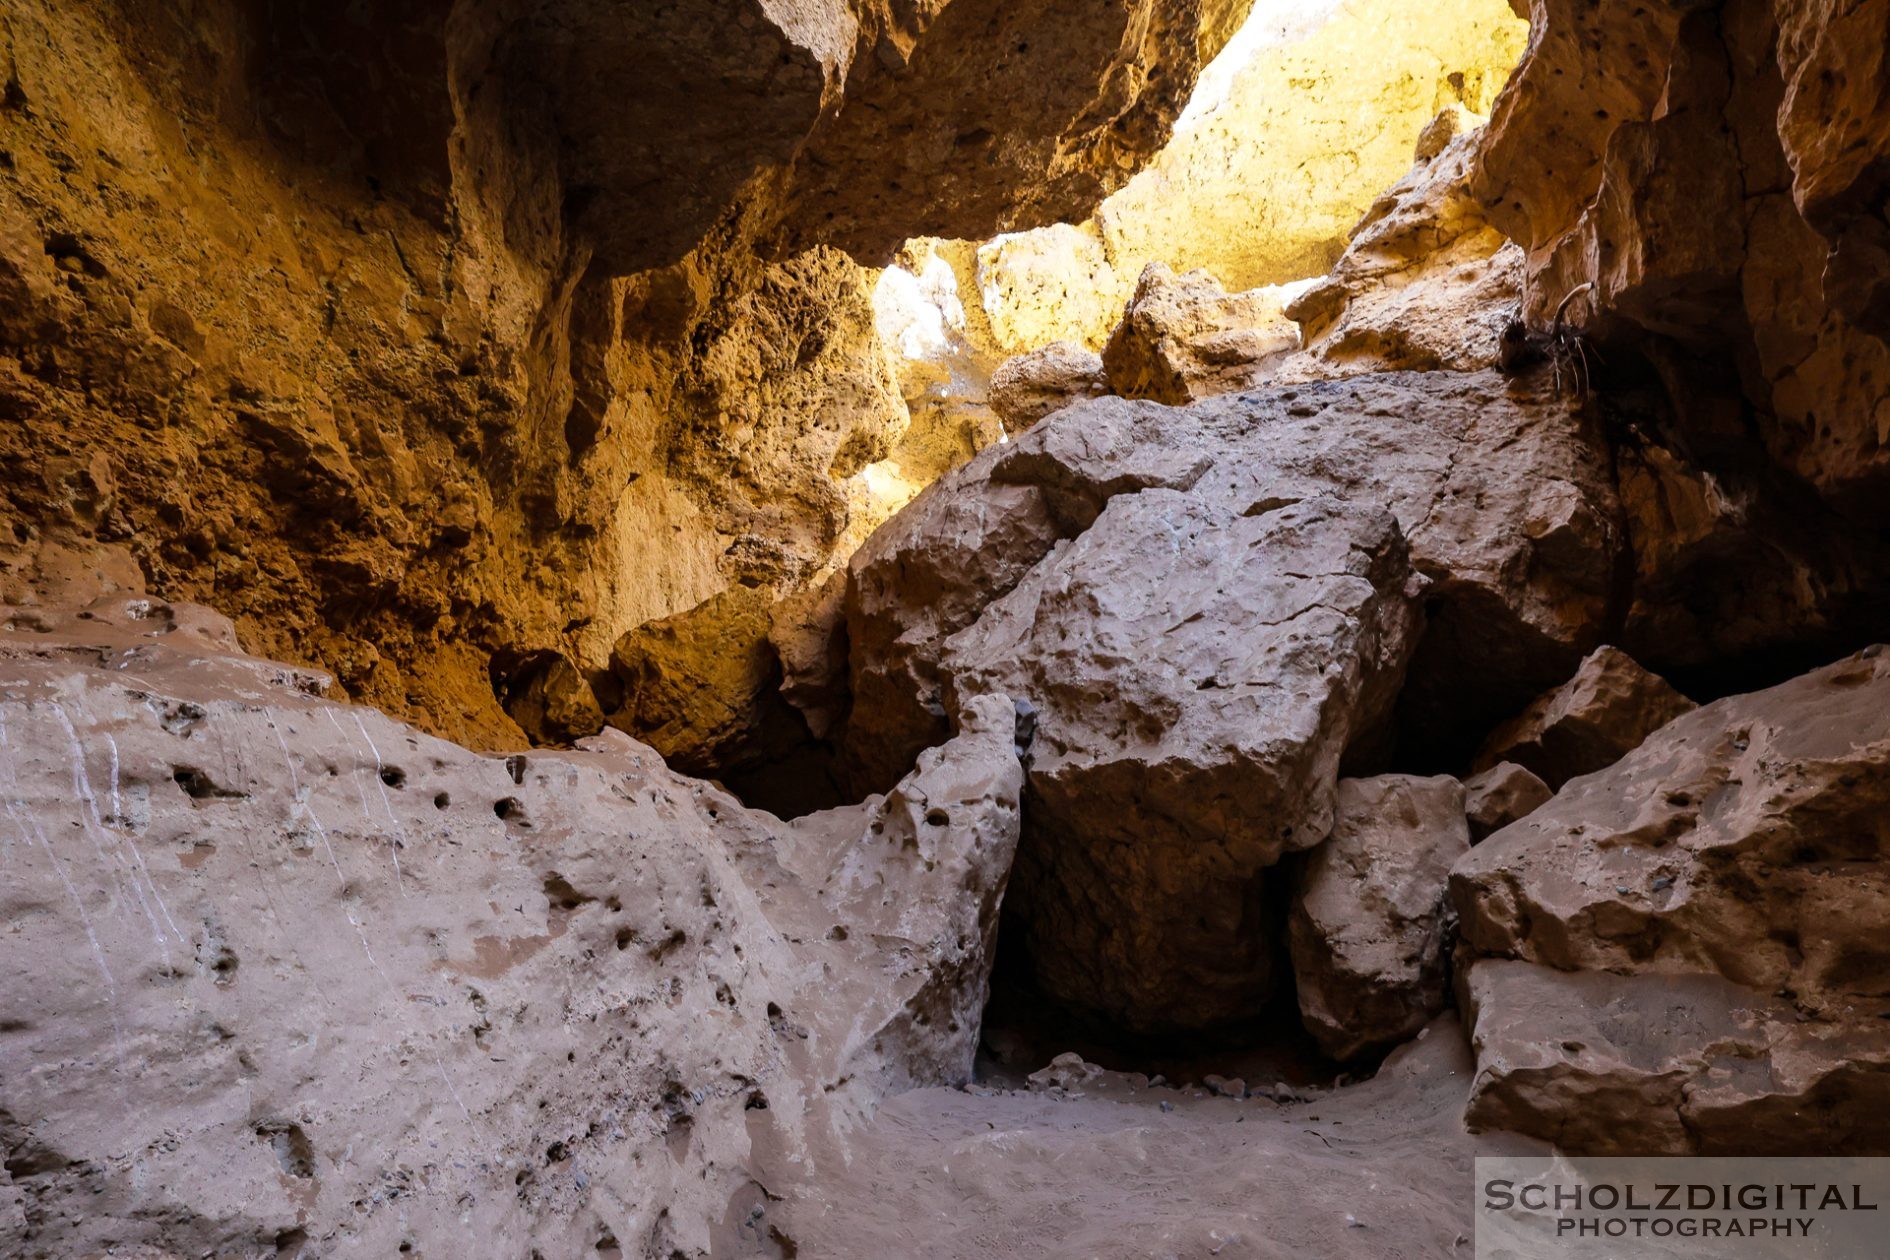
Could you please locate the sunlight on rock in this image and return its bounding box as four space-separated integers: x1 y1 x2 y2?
873 253 968 362
971 0 1528 352
840 457 928 557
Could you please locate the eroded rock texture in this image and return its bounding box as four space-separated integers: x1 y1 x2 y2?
1473 0 1890 674
1453 648 1890 1152
1288 775 1469 1061
0 599 1022 1254
1282 114 1524 380
0 0 1246 752
5 0 1890 1222
838 365 1621 1028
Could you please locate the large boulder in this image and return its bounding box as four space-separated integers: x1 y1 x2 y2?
945 492 1425 1030
842 370 1623 797
838 451 1066 796
0 597 1021 1255
1453 646 1890 1151
840 399 1213 795
1288 775 1470 1060
1463 961 1890 1155
488 648 607 746
1472 645 1696 788
606 585 794 777
988 341 1110 431
834 369 1621 1028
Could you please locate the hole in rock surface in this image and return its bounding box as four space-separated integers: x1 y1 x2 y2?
172 765 247 800
974 911 1353 1092
254 1120 316 1179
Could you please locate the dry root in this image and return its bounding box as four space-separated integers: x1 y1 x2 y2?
1497 281 1601 399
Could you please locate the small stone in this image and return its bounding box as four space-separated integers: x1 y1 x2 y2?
1473 646 1696 788
1462 762 1552 842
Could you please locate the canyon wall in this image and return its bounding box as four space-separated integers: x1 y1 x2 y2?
0 0 1247 749
3 0 1890 1252
1474 0 1890 682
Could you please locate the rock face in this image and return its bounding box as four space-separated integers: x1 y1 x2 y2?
768 0 1254 263
0 0 1247 753
838 366 1621 1027
1461 762 1552 842
974 224 1136 354
1475 0 1890 517
1102 263 1301 403
1452 647 1890 1152
1288 775 1470 1060
0 598 1022 1255
1473 645 1697 787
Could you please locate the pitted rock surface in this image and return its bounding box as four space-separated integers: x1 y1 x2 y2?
0 598 1021 1256
1454 648 1890 1151
1288 775 1470 1060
